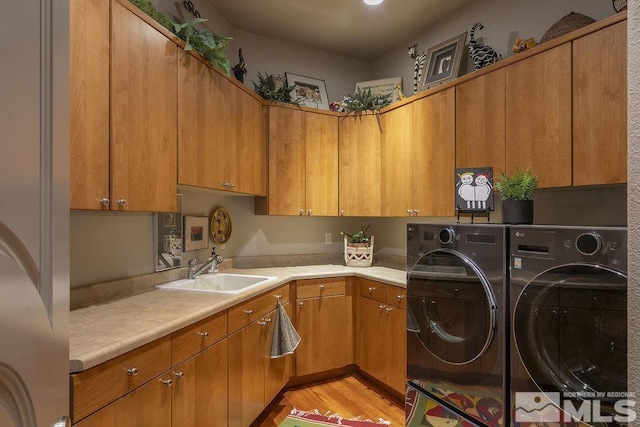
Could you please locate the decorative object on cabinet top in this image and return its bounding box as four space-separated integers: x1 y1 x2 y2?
408 44 427 95
253 71 301 105
341 85 392 131
209 207 232 244
341 223 374 267
540 12 596 44
468 23 502 70
354 77 403 104
613 0 627 13
128 0 231 74
512 36 537 53
285 72 330 110
232 48 247 83
420 31 467 90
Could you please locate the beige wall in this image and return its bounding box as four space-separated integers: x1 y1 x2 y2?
627 0 639 418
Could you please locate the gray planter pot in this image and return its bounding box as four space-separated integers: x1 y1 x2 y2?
502 199 534 224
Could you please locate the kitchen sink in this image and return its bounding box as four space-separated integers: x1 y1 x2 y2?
156 273 277 294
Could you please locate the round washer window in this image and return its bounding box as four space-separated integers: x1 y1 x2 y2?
407 249 497 365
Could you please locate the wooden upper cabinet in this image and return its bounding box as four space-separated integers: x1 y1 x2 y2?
110 0 178 212
178 51 236 191
305 112 339 216
505 43 572 188
412 88 456 216
573 21 627 186
338 114 382 217
70 0 110 210
456 68 506 177
265 106 306 215
235 88 267 196
381 105 414 216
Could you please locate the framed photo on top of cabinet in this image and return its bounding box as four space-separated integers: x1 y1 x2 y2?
285 72 330 110
183 215 209 251
420 32 467 91
355 77 403 103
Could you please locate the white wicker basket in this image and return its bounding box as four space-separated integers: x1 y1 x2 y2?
344 235 374 267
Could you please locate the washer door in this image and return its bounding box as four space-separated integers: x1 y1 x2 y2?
408 249 497 365
513 264 627 399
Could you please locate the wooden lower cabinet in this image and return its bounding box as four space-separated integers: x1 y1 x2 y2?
356 279 407 395
75 373 172 426
295 278 352 376
172 340 228 427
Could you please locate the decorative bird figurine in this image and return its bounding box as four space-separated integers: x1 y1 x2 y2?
232 48 247 83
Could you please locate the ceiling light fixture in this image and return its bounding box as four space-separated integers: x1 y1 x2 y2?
364 0 384 5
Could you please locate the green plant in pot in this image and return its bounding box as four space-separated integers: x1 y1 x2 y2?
495 167 538 224
341 224 374 267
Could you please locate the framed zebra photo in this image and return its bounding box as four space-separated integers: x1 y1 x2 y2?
420 32 467 91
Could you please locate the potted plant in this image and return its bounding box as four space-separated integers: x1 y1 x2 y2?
341 224 374 267
252 72 301 105
495 167 538 224
342 87 392 131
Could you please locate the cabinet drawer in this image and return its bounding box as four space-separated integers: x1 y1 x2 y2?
296 277 345 299
171 310 227 365
71 336 171 423
357 278 385 303
228 283 290 334
385 285 406 309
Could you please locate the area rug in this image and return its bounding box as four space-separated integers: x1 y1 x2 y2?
278 408 392 426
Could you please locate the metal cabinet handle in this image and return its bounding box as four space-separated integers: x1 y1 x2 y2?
198 331 209 338
368 287 376 293
174 371 185 379
244 309 253 315
413 209 420 216
406 209 412 215
379 305 385 311
308 209 312 215
117 198 127 206
99 198 110 207
299 209 305 215
127 368 138 377
160 378 173 387
339 210 345 216
397 295 405 301
264 317 272 323
299 302 304 308
319 285 325 291
385 307 393 314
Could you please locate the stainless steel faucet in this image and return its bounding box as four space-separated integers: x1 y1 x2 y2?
188 248 223 279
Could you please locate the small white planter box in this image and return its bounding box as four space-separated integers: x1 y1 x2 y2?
344 235 374 267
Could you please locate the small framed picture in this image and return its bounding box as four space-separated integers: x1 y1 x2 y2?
183 215 209 251
421 32 467 91
285 72 330 110
355 77 403 103
455 167 494 212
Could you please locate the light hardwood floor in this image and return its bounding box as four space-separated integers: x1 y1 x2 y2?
252 374 405 426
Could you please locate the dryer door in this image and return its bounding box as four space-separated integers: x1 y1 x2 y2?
408 249 497 365
513 264 627 401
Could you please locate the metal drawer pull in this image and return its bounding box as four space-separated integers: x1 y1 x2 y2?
379 305 385 311
174 371 185 379
368 287 376 293
160 378 173 387
244 309 253 315
385 307 393 314
319 285 325 291
117 199 127 206
264 317 272 323
126 368 138 377
198 331 209 338
257 320 267 326
99 198 110 207
299 302 304 308
274 294 282 300
397 295 405 301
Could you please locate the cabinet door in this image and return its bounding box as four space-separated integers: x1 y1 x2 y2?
338 115 382 216
75 374 172 427
178 52 236 191
385 305 407 395
573 21 627 186
412 88 456 216
172 340 228 427
381 105 414 216
356 295 387 383
305 112 339 216
228 320 267 426
267 107 306 215
456 69 506 177
70 0 110 210
265 304 294 403
235 88 267 195
295 295 349 376
505 44 572 188
110 0 177 212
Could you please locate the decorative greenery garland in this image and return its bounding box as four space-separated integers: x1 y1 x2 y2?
128 0 231 75
252 72 301 105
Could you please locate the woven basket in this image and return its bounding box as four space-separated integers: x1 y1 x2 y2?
344 235 374 267
540 12 596 43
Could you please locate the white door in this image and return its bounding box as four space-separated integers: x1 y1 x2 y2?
0 0 70 425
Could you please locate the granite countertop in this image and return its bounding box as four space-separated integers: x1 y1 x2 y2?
70 265 406 373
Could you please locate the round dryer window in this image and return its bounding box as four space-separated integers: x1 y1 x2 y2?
407 249 497 365
209 207 232 244
513 264 627 399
